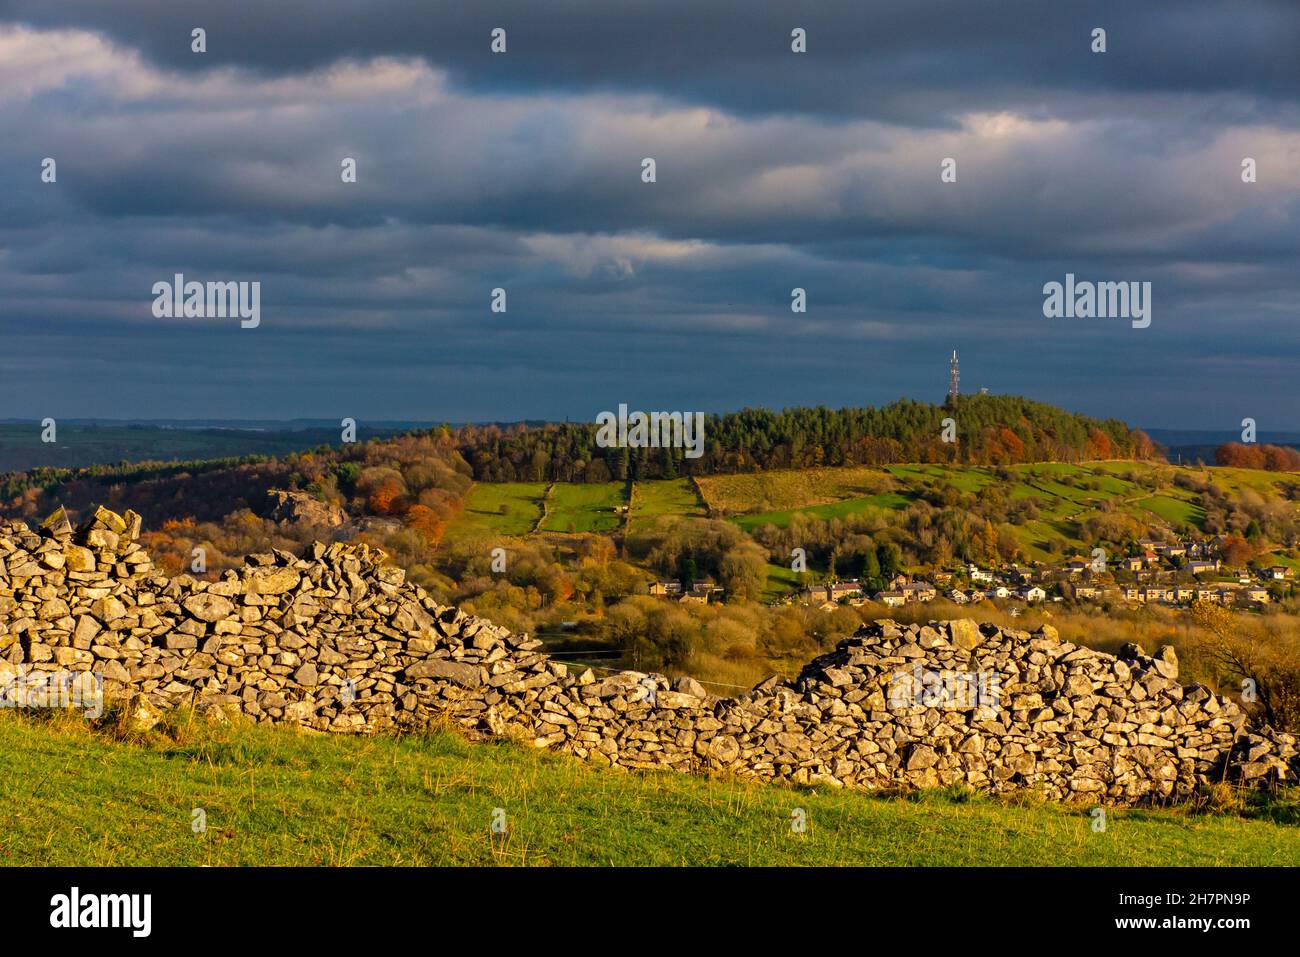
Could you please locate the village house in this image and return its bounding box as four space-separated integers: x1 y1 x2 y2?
826 580 865 601
1019 585 1047 603
1071 584 1101 600
1122 556 1145 572
966 564 994 584
900 582 937 602
876 590 907 607
679 582 722 605
1186 560 1220 576
1122 586 1144 603
1266 565 1291 581
802 581 864 604
649 580 682 597
1007 565 1035 585
948 588 969 604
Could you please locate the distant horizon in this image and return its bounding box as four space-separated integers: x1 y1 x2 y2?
3 412 1298 441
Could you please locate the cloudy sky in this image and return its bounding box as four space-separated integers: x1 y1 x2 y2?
2 1 1298 429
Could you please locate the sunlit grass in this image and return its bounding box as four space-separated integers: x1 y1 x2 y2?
1 710 1295 867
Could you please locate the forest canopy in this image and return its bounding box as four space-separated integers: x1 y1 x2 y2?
461 395 1158 483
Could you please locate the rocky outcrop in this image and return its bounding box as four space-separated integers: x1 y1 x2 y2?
266 489 346 528
1 507 1295 804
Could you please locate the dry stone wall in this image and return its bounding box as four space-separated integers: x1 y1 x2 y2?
1 507 1296 804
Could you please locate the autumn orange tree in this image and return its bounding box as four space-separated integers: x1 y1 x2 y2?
402 504 445 542
1215 442 1300 471
1189 600 1300 733
1217 533 1255 568
1086 427 1113 459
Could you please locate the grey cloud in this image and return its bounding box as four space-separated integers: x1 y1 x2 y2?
0 5 1297 427
5 0 1300 123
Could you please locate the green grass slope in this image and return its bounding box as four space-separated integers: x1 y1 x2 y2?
539 482 627 534
447 482 549 538
629 478 706 530
706 461 1297 562
2 713 1296 866
446 463 1298 554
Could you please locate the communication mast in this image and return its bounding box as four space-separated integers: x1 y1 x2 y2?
948 350 960 402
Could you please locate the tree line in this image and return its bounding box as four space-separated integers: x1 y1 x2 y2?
1215 443 1300 472
459 395 1157 483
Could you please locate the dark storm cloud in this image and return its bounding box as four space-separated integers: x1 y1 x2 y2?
4 0 1300 122
0 2 1297 428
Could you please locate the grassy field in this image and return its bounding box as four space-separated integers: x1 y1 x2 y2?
447 482 549 538
699 461 1298 562
449 478 703 539
1137 494 1205 527
763 561 807 601
736 493 912 532
697 466 897 516
885 464 993 494
539 482 627 534
444 462 1298 563
629 478 707 530
1 712 1297 866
